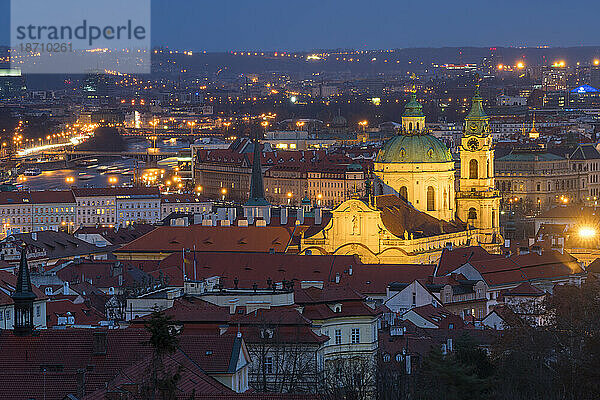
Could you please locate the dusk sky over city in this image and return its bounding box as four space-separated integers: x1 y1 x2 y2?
0 0 600 49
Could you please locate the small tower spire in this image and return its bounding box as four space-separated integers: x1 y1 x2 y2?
246 130 269 207
12 244 36 337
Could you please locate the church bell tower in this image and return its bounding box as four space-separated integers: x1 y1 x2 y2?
456 86 501 241
12 245 36 337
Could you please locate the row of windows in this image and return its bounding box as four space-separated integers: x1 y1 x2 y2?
78 200 115 206
0 305 41 321
325 328 361 345
119 202 159 209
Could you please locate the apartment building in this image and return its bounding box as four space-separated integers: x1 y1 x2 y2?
0 191 76 237
73 187 160 227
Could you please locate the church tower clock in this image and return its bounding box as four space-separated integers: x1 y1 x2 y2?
456 86 501 244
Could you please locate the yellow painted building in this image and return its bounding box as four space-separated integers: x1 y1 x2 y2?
301 196 497 264
302 87 503 264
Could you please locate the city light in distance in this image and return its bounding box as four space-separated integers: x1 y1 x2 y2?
594 59 600 66
516 61 525 69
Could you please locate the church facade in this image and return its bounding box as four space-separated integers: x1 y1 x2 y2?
300 87 502 264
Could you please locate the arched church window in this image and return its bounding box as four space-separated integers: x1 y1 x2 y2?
469 159 478 179
399 186 408 201
409 122 413 131
416 122 420 130
492 211 495 228
486 160 490 178
468 207 477 220
427 186 435 211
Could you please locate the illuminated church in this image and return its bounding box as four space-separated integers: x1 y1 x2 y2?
301 87 502 264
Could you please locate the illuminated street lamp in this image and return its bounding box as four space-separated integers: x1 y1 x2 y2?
221 188 227 201
65 176 75 185
108 176 118 186
578 227 596 239
358 120 368 132
317 193 322 206
287 191 293 205
187 121 196 135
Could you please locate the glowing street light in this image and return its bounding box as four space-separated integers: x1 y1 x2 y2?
108 176 118 185
187 121 196 135
516 61 525 69
594 59 600 66
221 187 227 200
358 120 368 132
578 227 596 239
65 176 75 184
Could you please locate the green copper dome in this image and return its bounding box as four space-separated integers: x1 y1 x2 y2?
465 85 487 120
376 134 452 163
402 93 424 117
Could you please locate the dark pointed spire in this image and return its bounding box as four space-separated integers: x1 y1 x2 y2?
246 130 269 207
13 245 35 302
12 244 36 337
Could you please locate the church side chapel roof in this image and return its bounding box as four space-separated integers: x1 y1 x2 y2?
375 195 465 238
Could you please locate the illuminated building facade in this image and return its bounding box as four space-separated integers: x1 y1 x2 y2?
302 88 503 263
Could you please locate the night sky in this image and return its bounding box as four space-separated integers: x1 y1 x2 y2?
1 0 599 51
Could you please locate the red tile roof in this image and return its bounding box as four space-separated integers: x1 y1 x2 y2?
375 195 465 238
29 190 75 204
46 298 106 327
436 246 504 276
178 333 243 374
504 281 545 297
436 246 583 287
403 304 465 329
74 224 156 245
116 225 295 254
295 285 364 304
0 270 47 305
301 299 380 320
0 328 249 400
83 349 233 400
